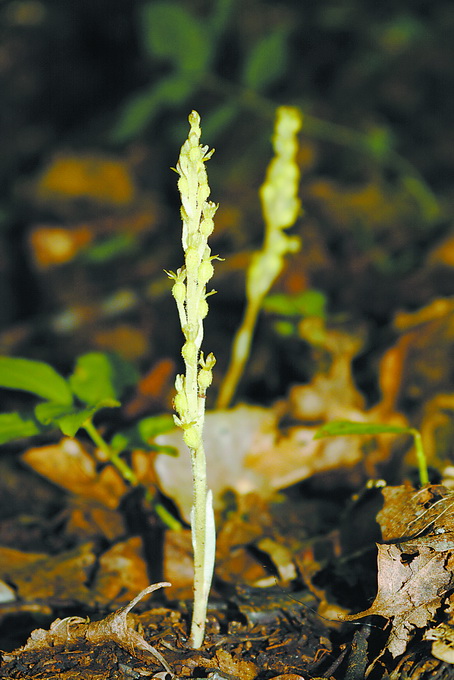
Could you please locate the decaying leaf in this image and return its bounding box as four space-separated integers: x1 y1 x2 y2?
94 323 151 361
91 536 150 605
425 622 454 663
377 484 454 546
155 398 403 522
29 224 93 269
339 485 454 658
23 438 129 542
392 297 454 404
344 542 454 657
22 437 128 508
3 582 173 674
0 542 95 603
34 152 136 206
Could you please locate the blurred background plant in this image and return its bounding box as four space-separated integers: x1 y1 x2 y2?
0 0 452 412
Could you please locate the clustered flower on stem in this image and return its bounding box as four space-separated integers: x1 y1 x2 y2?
166 110 218 648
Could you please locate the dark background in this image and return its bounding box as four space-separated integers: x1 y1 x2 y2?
0 0 453 403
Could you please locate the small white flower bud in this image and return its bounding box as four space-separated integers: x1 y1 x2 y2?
172 280 186 304
173 390 188 415
177 176 189 196
183 426 201 450
199 298 209 319
200 217 214 237
185 246 200 272
202 352 216 370
181 340 197 365
198 260 214 285
198 367 212 391
197 184 210 205
203 202 218 220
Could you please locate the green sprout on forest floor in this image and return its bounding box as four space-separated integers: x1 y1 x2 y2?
0 353 177 525
314 420 429 486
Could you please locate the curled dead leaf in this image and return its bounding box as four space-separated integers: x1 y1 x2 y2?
3 582 173 673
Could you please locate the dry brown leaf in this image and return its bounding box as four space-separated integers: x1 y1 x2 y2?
29 224 93 268
94 323 150 361
377 485 454 545
425 622 454 663
3 583 172 673
428 235 454 268
285 327 365 420
392 297 454 402
22 438 128 508
154 406 276 520
162 529 194 599
339 485 454 658
92 537 150 605
155 400 400 522
65 499 126 542
343 542 454 657
124 358 176 418
35 152 136 206
424 594 454 663
215 648 257 680
0 543 95 603
154 402 370 522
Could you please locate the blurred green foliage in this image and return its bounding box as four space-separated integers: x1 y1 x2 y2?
109 0 440 223
0 352 170 450
111 0 293 142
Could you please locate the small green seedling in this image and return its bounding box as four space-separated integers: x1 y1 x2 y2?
314 420 429 486
0 352 176 512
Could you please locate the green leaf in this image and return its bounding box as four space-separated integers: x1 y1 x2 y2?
84 234 137 263
402 176 440 222
110 414 177 455
0 357 72 404
199 103 240 140
140 1 212 73
34 401 72 426
314 420 412 440
138 414 176 440
263 290 327 317
208 0 235 39
110 75 195 143
365 125 395 161
0 412 42 444
272 320 296 337
69 353 138 406
35 399 120 437
242 26 290 90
